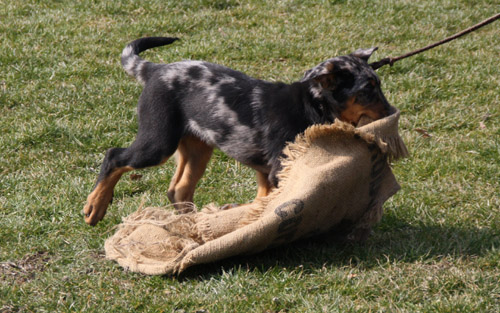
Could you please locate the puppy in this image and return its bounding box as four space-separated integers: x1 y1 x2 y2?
83 37 391 225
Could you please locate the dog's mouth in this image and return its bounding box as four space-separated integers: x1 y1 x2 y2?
356 114 375 127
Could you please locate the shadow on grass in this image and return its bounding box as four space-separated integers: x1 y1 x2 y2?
178 213 498 280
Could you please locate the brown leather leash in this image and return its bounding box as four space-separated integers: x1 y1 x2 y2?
369 13 500 70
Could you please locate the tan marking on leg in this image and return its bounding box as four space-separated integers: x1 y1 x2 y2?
256 171 272 198
168 136 213 210
83 166 133 226
220 171 273 210
167 151 187 203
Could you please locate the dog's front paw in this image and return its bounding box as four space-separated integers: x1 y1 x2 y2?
83 189 113 226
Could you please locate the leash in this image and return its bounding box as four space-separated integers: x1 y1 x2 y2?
369 12 500 70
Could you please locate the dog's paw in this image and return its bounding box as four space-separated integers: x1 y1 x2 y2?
83 190 113 226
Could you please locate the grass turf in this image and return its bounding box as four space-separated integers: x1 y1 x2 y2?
1 0 499 312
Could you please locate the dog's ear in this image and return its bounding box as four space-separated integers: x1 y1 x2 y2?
311 62 337 89
351 47 378 62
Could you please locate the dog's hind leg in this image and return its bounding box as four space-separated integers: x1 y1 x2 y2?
83 121 182 226
167 136 213 211
83 141 177 226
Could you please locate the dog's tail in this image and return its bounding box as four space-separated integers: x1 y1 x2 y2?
121 37 179 84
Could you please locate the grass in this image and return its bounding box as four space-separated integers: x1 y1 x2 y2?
1 0 499 311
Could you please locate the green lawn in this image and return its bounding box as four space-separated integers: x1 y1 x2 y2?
1 0 499 312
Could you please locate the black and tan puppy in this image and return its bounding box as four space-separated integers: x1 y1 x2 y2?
83 37 391 225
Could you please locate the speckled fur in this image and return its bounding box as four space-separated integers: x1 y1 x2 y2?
84 37 392 225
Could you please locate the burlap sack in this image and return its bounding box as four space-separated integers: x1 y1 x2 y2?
104 109 408 275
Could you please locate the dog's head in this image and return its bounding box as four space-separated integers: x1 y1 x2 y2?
302 48 391 125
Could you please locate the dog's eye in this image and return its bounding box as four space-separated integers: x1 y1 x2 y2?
365 80 378 90
364 83 375 91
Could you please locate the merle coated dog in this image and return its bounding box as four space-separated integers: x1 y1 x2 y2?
83 37 391 226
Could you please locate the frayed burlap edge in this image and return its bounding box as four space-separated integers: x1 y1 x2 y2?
104 205 203 275
357 109 409 162
104 108 407 275
239 109 407 226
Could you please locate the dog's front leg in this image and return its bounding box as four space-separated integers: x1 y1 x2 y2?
256 171 273 198
268 159 283 189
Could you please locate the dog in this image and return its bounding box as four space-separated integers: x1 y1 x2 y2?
83 36 391 226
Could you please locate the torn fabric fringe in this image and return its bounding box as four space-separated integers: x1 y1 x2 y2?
105 109 408 275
